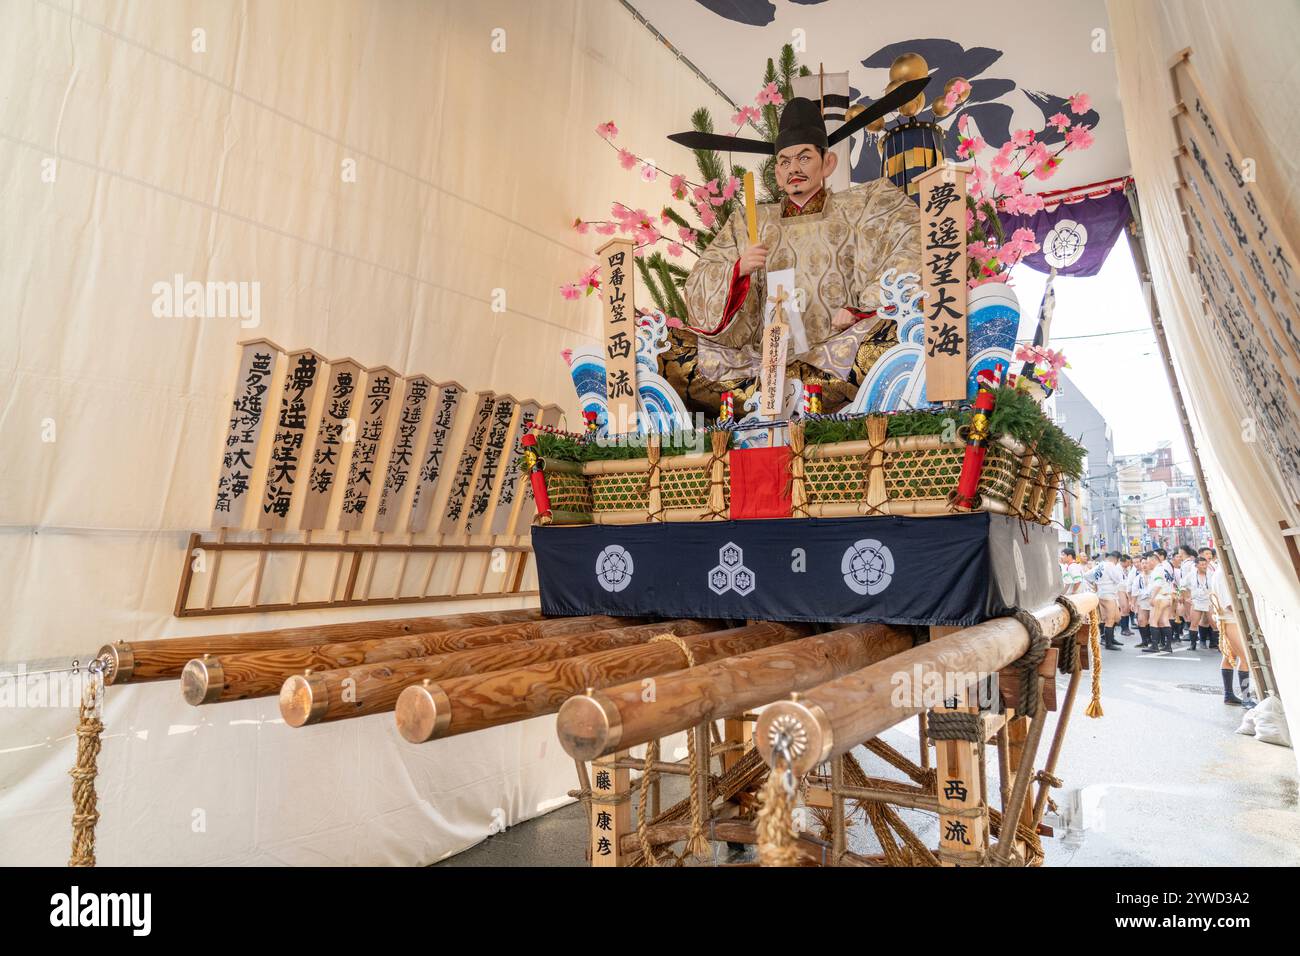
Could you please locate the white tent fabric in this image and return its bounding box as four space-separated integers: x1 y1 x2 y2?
0 0 730 865
1107 0 1300 749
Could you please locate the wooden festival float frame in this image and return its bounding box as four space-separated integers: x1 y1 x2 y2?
74 158 1101 868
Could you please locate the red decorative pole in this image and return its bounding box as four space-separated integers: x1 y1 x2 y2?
804 383 823 415
520 432 552 524
954 367 999 511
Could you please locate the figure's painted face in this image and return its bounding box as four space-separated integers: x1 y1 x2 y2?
775 143 836 201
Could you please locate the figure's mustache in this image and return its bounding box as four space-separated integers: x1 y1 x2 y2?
787 174 807 184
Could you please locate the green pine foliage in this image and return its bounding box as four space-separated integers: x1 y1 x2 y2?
525 387 1084 478
800 387 1086 477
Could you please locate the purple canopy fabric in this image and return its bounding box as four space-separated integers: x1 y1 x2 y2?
999 188 1131 278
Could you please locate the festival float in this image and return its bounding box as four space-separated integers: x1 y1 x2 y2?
82 48 1112 869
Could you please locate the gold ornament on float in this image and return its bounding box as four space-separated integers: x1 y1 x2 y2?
898 91 927 117
931 97 952 119
889 52 928 83
943 76 972 105
844 103 866 123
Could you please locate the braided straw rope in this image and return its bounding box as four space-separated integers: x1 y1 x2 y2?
788 423 809 518
647 634 709 861
644 438 663 522
69 666 105 867
1084 608 1104 718
755 756 801 867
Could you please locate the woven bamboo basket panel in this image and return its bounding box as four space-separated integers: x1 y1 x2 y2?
545 471 593 518
977 444 1021 508
884 444 965 501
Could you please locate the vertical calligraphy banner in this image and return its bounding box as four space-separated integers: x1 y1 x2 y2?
212 338 283 529
258 349 326 530
407 382 466 534
439 391 496 536
337 365 400 532
300 358 363 531
490 399 540 535
596 238 637 434
917 165 969 403
465 395 519 535
373 375 434 534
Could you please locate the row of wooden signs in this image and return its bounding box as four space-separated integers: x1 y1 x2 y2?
212 339 561 537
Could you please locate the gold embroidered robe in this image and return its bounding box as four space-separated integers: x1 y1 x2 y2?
682 179 920 389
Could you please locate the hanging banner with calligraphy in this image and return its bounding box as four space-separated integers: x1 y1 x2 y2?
596 238 638 435
917 165 968 403
490 400 540 535
407 382 466 534
439 391 496 536
258 349 325 530
465 396 519 535
1170 55 1300 502
373 375 434 534
300 358 363 531
212 338 282 529
338 366 399 532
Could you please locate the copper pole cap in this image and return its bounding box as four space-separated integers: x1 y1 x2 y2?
394 683 451 743
181 657 225 706
99 643 134 685
280 673 330 727
556 692 623 762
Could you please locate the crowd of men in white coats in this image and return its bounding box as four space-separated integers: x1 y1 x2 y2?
1060 545 1255 707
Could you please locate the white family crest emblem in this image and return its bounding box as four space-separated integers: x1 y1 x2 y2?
595 545 634 592
708 542 755 596
842 539 894 596
1042 219 1088 269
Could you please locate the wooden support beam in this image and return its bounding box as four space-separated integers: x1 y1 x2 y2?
556 623 913 761
100 607 544 684
181 615 634 705
753 594 1097 776
394 622 812 743
279 619 715 725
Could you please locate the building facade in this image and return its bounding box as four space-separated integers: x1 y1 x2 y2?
1052 373 1118 555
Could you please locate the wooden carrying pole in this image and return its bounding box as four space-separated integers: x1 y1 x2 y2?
181 615 634 705
394 622 813 743
753 595 1097 776
557 623 914 762
98 607 544 685
279 620 716 726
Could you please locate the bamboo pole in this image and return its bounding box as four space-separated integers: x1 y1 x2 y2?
753 594 1097 775
279 619 715 726
557 623 912 761
181 615 633 705
99 607 544 684
394 622 812 743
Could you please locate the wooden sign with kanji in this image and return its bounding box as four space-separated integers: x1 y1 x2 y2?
917 165 969 403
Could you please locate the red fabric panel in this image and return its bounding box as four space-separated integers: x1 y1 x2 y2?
729 446 792 519
687 260 750 336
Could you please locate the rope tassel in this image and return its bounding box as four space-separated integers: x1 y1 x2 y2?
69 664 105 867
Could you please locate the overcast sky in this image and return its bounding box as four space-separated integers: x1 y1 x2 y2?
1009 240 1192 471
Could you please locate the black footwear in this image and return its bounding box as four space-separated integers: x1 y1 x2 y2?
1221 668 1242 704
1141 645 1160 653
